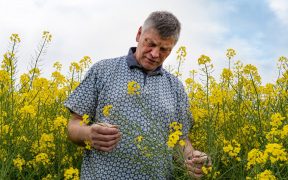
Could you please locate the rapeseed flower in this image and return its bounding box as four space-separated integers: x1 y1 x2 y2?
226 48 236 59
10 33 21 43
127 81 140 95
54 116 68 129
176 46 187 62
270 113 285 128
103 105 113 117
198 55 211 65
223 140 241 160
13 155 25 171
255 170 276 180
64 167 79 180
42 31 52 42
79 114 89 126
221 68 233 80
135 135 143 143
246 148 265 170
263 143 287 164
53 61 62 71
280 125 288 139
35 153 50 165
20 104 36 117
84 140 92 150
167 122 184 148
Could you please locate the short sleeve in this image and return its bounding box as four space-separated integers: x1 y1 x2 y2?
175 81 193 138
64 66 98 120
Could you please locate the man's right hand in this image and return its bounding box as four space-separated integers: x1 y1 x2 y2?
67 113 121 152
89 123 121 152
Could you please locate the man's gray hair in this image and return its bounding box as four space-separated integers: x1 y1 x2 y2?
142 11 181 43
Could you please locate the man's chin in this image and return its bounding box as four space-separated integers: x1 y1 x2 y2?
142 66 156 73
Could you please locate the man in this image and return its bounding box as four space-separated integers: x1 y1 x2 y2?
65 11 211 179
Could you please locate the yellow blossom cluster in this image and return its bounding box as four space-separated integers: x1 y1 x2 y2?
127 81 141 95
13 155 25 171
79 114 89 126
198 55 211 65
1 32 89 179
103 105 113 117
64 167 79 180
223 139 241 161
1 33 288 179
167 122 185 148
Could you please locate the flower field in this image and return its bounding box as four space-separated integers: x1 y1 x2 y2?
0 33 287 179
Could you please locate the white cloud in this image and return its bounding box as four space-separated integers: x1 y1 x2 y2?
267 0 288 26
0 0 280 84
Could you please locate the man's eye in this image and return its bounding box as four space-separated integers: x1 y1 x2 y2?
160 48 170 52
145 39 155 47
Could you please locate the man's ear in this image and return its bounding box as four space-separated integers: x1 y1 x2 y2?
136 26 142 42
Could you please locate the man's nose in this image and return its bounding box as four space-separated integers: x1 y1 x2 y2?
151 47 160 58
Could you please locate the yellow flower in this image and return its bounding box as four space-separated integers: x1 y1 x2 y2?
53 116 68 129
53 61 62 71
64 167 79 180
69 62 81 73
79 56 92 69
263 143 287 164
42 31 52 42
226 48 236 59
280 125 288 139
221 68 233 80
20 104 36 117
0 70 10 82
167 122 184 148
10 33 21 43
270 113 285 128
0 124 11 136
202 166 212 175
179 139 186 147
127 81 141 95
31 133 55 155
29 68 41 76
84 140 92 150
198 55 211 65
13 155 25 171
52 71 67 84
79 114 90 126
20 73 30 85
176 46 187 62
223 139 241 158
135 135 143 143
103 105 113 117
35 153 50 165
255 170 276 180
246 148 265 170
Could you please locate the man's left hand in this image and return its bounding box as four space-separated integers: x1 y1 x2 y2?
185 150 212 178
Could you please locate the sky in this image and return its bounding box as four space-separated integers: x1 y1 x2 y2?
0 0 288 84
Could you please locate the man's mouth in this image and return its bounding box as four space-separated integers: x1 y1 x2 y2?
146 57 157 64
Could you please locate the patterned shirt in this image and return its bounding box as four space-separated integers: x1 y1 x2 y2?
64 47 193 179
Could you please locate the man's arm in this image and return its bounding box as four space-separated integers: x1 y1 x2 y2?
67 113 92 146
67 112 122 152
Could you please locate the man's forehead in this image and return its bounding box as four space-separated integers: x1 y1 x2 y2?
145 36 175 47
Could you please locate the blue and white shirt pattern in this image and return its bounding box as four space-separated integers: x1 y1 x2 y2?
64 47 193 179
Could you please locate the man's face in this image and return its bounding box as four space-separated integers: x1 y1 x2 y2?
134 27 176 72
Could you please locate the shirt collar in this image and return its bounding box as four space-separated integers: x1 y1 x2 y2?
127 47 163 76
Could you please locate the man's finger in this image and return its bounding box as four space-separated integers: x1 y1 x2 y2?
91 124 120 135
97 122 119 128
192 155 209 164
92 136 121 147
91 132 121 141
186 166 203 179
